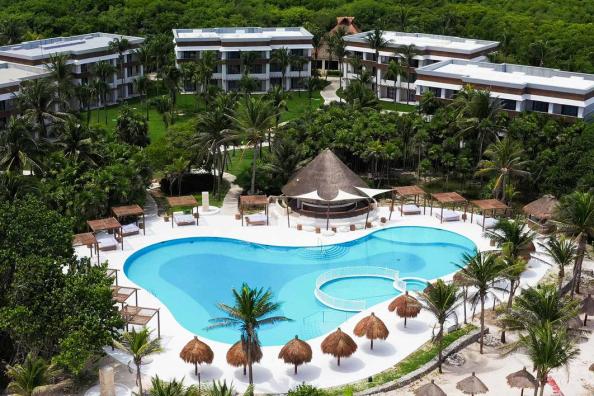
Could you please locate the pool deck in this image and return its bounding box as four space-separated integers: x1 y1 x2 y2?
79 206 550 393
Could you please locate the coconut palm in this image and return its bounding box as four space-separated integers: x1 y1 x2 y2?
364 29 388 98
484 218 536 260
92 60 117 123
418 279 460 373
0 171 37 201
384 59 404 103
134 44 152 74
397 44 419 104
165 157 190 196
134 75 150 120
0 116 41 172
108 37 130 102
196 107 232 194
540 236 577 294
265 84 287 147
498 244 529 343
198 51 219 107
240 51 258 77
476 138 530 202
7 353 72 396
148 376 198 396
16 78 65 137
74 84 93 125
226 96 277 194
519 322 578 396
0 18 23 45
328 33 347 93
47 53 73 109
210 380 235 396
113 327 163 396
290 56 307 95
457 251 507 353
552 191 594 296
55 117 98 164
161 65 182 123
271 47 292 92
208 283 291 385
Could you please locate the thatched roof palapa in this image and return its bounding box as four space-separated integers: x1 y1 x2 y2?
389 291 422 327
506 367 537 393
282 149 367 201
523 194 558 220
456 372 489 395
321 328 358 366
353 312 389 350
226 339 263 376
414 379 447 396
180 336 214 376
278 335 313 374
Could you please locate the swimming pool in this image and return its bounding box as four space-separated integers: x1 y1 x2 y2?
124 226 475 346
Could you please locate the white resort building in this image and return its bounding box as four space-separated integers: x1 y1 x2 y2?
415 59 594 119
0 32 145 108
0 62 50 127
342 31 499 103
172 27 313 93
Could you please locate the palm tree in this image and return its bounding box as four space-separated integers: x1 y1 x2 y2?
134 75 150 120
384 59 404 103
476 138 530 201
134 44 153 75
7 353 72 396
540 236 577 294
113 327 162 396
0 116 41 172
0 171 37 201
196 106 232 194
397 44 419 104
519 322 578 396
210 380 235 396
498 244 528 343
47 53 73 110
198 50 219 106
484 218 536 260
364 29 388 98
457 251 507 353
265 84 287 147
226 96 277 194
552 191 594 296
93 60 117 123
108 37 131 102
161 65 182 123
271 48 292 92
0 18 23 45
290 56 307 95
148 376 198 396
240 51 258 77
74 84 93 125
16 78 65 137
166 157 190 196
55 117 97 164
208 283 291 385
328 34 347 93
418 279 460 373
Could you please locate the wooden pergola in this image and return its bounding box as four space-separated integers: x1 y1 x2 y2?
121 305 161 338
112 285 139 309
390 185 427 219
166 195 199 228
239 195 269 226
470 199 509 231
73 232 99 264
111 204 145 235
87 217 123 250
106 268 119 285
430 192 467 223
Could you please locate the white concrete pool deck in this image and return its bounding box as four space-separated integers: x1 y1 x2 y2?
79 206 550 393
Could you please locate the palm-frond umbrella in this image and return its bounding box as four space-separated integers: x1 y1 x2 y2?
590 363 594 372
353 312 389 350
389 291 422 327
506 367 537 396
580 294 594 326
456 372 488 395
180 336 214 383
414 379 447 396
226 339 262 376
321 328 357 366
278 335 312 374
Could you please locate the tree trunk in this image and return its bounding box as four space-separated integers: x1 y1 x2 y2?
479 294 485 354
247 332 254 385
558 267 564 294
463 286 467 324
501 280 516 343
250 145 258 194
136 362 143 395
438 323 444 373
573 234 586 296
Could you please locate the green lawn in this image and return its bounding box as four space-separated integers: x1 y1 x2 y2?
227 147 254 176
282 90 324 121
379 100 417 112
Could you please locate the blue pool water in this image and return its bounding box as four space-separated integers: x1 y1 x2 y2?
124 226 475 346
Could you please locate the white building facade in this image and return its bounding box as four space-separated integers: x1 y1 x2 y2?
0 62 50 127
415 59 594 120
172 27 313 93
342 31 499 103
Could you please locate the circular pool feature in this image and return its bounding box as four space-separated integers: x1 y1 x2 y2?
402 277 431 292
124 226 475 346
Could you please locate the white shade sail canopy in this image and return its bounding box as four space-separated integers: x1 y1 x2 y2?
287 189 365 202
355 187 392 198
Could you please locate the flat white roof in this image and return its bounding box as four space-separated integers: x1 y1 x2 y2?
0 32 144 60
0 62 49 87
345 31 499 54
173 27 312 41
417 59 594 94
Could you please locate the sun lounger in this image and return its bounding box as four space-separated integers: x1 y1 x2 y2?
475 216 498 229
434 209 460 222
173 212 195 226
245 213 267 226
96 234 118 251
398 204 422 215
121 223 140 236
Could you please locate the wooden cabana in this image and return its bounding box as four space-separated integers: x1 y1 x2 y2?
239 195 269 226
390 185 427 219
73 232 99 264
166 195 199 228
111 204 145 235
429 192 467 223
121 305 161 338
106 268 119 285
112 285 139 309
87 217 123 250
523 195 558 233
470 199 509 231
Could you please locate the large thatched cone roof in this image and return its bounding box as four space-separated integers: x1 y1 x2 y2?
523 194 558 220
414 379 447 396
321 328 358 365
226 339 263 368
278 335 313 374
282 149 367 200
506 367 537 390
456 372 488 395
180 336 214 365
353 312 389 349
389 291 422 327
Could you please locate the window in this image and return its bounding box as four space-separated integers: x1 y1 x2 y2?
327 60 338 70
560 105 578 117
444 89 457 99
270 63 282 73
227 64 241 74
290 49 305 57
291 77 304 90
250 64 264 74
270 78 282 87
227 80 240 91
501 99 516 111
429 87 442 97
227 51 241 60
81 64 88 73
530 101 549 113
386 87 397 100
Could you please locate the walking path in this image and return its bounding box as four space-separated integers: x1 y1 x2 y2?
220 172 242 215
321 76 341 104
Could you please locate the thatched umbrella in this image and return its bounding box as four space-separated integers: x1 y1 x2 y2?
456 372 488 395
581 294 594 326
506 367 537 396
321 328 357 366
180 336 214 382
278 335 312 374
590 363 594 372
414 379 447 396
353 312 389 350
389 291 422 327
226 339 263 376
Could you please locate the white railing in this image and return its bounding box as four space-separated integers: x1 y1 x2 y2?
314 266 406 312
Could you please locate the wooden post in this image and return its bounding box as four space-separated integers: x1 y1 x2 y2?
286 198 290 228
389 191 395 220
142 212 146 235
326 202 330 230
440 205 444 223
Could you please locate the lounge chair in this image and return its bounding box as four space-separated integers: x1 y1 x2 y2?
398 204 422 215
173 212 195 226
245 213 267 226
121 223 140 236
434 209 460 222
474 216 498 229
96 234 118 251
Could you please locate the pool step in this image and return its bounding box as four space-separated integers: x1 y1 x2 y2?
297 245 350 261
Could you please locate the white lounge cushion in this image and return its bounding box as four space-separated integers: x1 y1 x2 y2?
434 209 460 222
475 216 498 229
173 213 195 225
96 234 117 249
246 214 267 223
121 223 140 234
399 204 421 214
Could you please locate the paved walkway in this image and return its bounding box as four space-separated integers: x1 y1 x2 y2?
220 172 242 215
320 76 341 104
